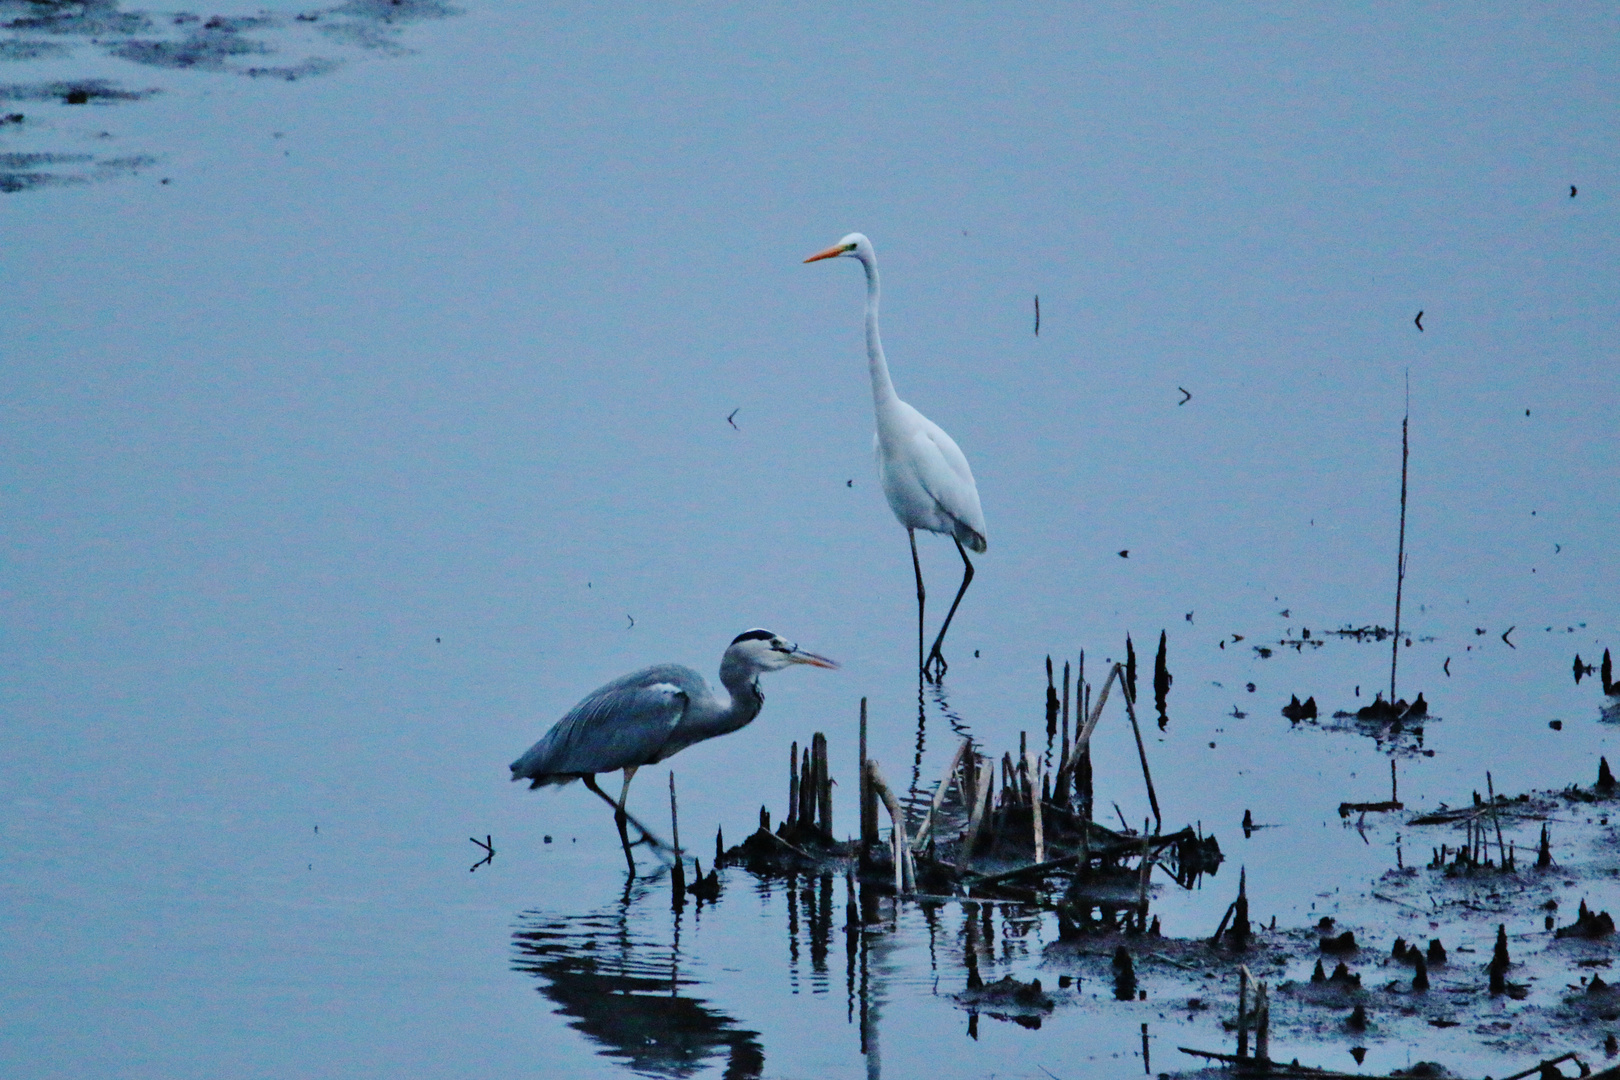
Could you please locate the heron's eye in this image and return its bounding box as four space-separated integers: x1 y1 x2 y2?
771 641 791 652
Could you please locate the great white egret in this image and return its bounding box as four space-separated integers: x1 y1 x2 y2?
806 233 987 682
510 629 837 871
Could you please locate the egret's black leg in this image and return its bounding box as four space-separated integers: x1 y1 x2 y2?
909 528 927 684
924 538 974 682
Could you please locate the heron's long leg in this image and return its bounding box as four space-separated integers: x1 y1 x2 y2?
909 528 926 684
611 766 640 873
581 774 670 870
924 538 975 683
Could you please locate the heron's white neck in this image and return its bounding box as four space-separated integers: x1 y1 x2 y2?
858 252 898 408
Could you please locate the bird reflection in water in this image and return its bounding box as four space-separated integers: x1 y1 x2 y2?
511 882 764 1079
905 680 974 832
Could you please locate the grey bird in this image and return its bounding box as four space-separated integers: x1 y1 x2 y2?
510 629 837 872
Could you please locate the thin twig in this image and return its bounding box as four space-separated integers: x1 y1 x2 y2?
1391 370 1410 701
1120 671 1162 832
1487 771 1507 866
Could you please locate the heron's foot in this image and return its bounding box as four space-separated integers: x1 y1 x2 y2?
923 647 948 684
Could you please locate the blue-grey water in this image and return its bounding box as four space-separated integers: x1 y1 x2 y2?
3 5 1617 1078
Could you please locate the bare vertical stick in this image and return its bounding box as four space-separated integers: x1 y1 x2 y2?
1061 660 1071 770
1391 759 1398 804
1079 650 1087 734
788 741 799 830
813 732 832 836
859 698 876 857
799 747 815 829
1135 818 1152 927
1236 966 1251 1058
1025 749 1045 864
1254 979 1270 1062
1391 372 1410 702
670 772 686 903
669 772 682 856
1487 771 1506 866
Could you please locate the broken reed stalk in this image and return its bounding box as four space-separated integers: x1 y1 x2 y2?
1025 749 1046 864
1496 1053 1581 1080
1253 978 1270 1062
1018 731 1030 803
1058 660 1119 788
1061 660 1071 769
865 759 914 894
799 745 815 830
1486 771 1506 867
814 732 832 836
1120 671 1163 833
1236 966 1250 1058
1390 374 1410 702
788 741 800 830
859 698 877 859
669 772 682 856
913 737 970 852
1045 656 1057 746
1135 819 1152 925
670 772 686 899
958 758 993 872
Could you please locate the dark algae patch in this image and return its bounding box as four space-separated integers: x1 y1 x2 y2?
0 0 461 192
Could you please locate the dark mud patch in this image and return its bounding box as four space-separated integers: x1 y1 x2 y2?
0 39 71 60
953 973 1056 1028
0 78 158 104
108 20 276 71
1296 705 1437 758
0 0 461 193
0 147 153 190
1140 767 1620 1074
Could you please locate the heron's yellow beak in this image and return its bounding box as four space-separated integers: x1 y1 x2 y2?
789 648 839 669
803 244 847 264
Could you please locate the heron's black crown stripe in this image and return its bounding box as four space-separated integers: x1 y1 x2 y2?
731 629 775 645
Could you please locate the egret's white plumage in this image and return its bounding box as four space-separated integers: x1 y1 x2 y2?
807 233 986 681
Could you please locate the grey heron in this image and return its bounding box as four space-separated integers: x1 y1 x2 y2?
510 629 837 872
806 233 987 683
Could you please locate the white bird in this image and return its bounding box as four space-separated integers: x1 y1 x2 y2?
806 233 987 683
510 629 837 872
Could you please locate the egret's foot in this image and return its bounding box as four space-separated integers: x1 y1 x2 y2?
923 648 948 683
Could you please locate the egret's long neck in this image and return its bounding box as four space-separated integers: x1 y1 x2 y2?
860 254 898 408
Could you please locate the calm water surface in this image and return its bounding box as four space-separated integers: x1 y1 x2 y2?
3 4 1616 1078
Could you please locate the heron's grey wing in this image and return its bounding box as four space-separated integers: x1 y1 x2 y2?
510 666 697 784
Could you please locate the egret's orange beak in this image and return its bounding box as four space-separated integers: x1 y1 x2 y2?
804 244 846 264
